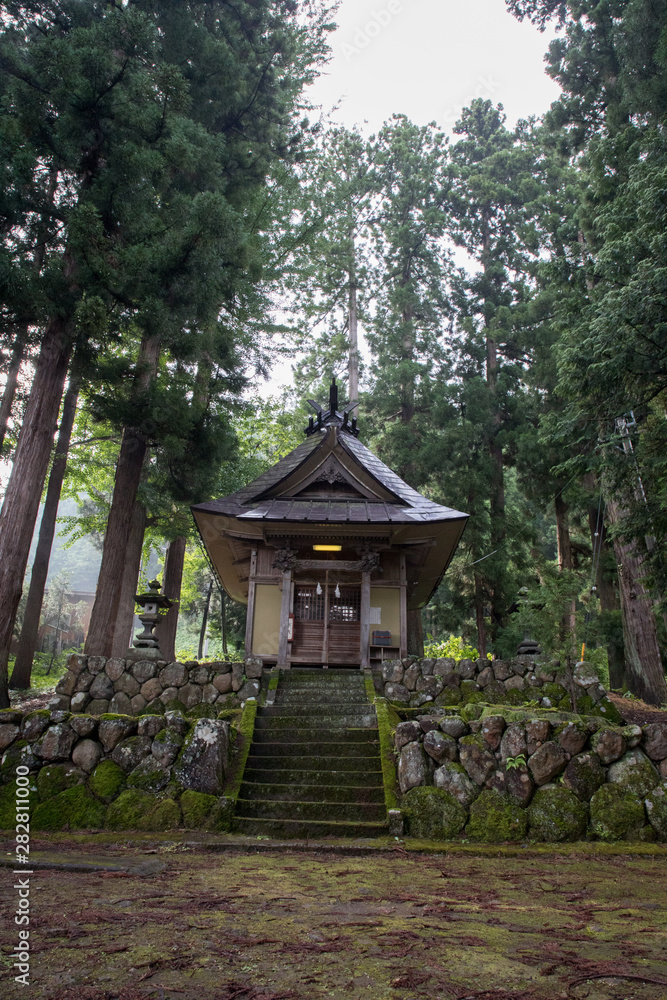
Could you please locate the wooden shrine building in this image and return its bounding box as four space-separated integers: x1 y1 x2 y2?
192 382 468 669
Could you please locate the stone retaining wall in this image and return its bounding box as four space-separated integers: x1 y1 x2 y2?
395 708 667 842
51 653 265 716
0 706 235 832
379 656 620 720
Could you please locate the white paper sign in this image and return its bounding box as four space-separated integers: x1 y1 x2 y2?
369 607 381 625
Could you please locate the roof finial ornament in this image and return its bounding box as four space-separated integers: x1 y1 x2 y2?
304 378 359 438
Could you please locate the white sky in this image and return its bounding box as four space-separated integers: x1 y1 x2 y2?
307 0 561 135
266 0 562 396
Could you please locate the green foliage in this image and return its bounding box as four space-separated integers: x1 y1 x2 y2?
423 635 492 661
505 755 527 771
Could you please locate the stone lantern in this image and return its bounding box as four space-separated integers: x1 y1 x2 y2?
127 579 174 660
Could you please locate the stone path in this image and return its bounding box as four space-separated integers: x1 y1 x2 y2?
233 668 388 837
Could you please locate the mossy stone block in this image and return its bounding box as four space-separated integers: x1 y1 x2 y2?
0 740 34 780
180 789 218 828
592 697 623 724
644 782 667 841
543 683 567 702
464 691 486 705
460 704 483 722
607 749 659 798
187 703 216 720
37 763 85 802
163 699 187 714
460 680 479 699
106 789 158 830
32 785 106 830
126 758 170 792
528 785 588 842
503 688 529 706
575 694 596 715
89 760 127 803
143 797 182 831
590 784 646 841
0 779 36 828
402 786 467 840
436 687 462 706
466 789 528 843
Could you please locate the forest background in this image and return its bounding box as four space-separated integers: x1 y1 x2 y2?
0 0 665 708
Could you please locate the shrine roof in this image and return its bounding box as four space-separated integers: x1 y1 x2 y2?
192 426 466 527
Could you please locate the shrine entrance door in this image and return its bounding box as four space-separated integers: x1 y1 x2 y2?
291 582 361 665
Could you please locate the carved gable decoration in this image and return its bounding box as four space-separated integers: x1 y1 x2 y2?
282 456 374 501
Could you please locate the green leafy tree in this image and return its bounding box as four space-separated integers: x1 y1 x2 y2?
0 0 334 702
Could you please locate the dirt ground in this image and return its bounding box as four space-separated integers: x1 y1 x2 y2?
1 837 667 1000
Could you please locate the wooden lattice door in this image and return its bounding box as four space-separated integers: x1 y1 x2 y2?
292 584 360 664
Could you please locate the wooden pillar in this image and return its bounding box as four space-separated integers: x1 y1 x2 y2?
360 570 371 669
399 554 408 659
244 548 257 659
322 569 330 666
277 568 292 669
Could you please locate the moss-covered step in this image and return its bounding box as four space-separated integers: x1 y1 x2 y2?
258 706 376 724
242 765 383 787
244 753 381 772
238 781 385 804
249 740 380 759
252 725 378 743
234 797 387 823
232 816 387 838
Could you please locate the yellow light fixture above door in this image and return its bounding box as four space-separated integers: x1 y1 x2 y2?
313 544 342 552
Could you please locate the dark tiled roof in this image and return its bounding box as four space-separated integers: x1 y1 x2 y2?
192 427 467 526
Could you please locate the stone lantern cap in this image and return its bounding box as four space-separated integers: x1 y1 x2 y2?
134 579 175 612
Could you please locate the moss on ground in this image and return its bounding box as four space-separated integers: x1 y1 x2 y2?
7 841 667 1000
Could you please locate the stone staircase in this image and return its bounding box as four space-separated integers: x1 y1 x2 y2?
233 668 387 838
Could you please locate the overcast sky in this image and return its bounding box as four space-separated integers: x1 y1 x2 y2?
263 1 561 396
306 0 561 134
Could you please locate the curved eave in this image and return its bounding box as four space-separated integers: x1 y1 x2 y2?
192 507 468 609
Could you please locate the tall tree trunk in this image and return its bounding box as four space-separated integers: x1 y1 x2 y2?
0 318 73 707
85 335 161 656
220 588 228 657
555 492 577 645
10 379 79 689
482 216 506 644
474 573 487 659
110 502 147 657
588 503 625 688
348 243 359 405
0 169 59 459
407 608 424 657
156 535 186 663
607 497 667 705
199 580 213 660
0 328 29 456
